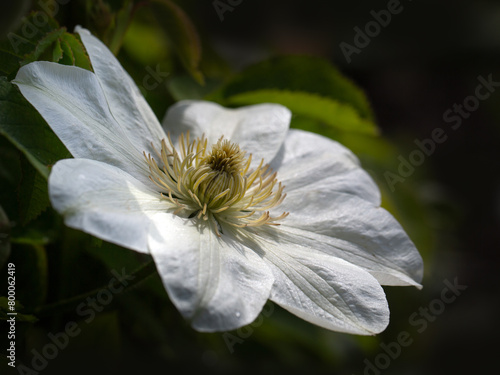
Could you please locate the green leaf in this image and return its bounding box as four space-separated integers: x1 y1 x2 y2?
21 27 66 65
0 12 61 77
0 35 33 76
150 0 204 84
18 157 50 225
0 45 23 76
52 38 63 62
59 38 75 65
289 115 396 165
228 89 378 135
19 29 92 70
1 33 35 59
215 56 373 118
208 56 378 134
60 32 92 70
0 79 71 178
0 13 91 77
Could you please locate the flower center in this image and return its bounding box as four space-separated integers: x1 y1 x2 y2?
144 133 288 235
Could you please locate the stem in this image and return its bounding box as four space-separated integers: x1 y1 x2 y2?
34 260 157 318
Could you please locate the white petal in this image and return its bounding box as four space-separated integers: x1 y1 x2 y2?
49 158 172 253
76 27 166 150
13 61 153 185
271 129 381 205
148 215 274 331
162 100 291 167
271 129 422 287
276 192 423 287
250 231 389 335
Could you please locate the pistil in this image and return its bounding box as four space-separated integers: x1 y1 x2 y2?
144 132 288 235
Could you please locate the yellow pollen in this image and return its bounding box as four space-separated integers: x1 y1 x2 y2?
144 132 288 236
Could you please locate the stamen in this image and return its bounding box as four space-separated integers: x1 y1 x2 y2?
143 133 288 236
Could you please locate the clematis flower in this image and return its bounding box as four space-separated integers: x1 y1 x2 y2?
13 27 423 335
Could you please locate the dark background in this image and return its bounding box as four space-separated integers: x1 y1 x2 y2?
196 1 500 373
2 0 499 374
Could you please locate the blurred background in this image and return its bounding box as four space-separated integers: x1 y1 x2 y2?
1 0 499 374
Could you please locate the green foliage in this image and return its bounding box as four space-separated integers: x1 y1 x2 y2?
0 12 91 78
208 56 377 135
0 79 71 178
57 32 93 69
19 25 92 70
22 27 66 64
0 41 24 76
0 3 442 373
86 0 134 55
222 56 373 117
228 89 378 135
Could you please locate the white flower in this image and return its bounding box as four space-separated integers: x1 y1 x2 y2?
13 27 423 335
